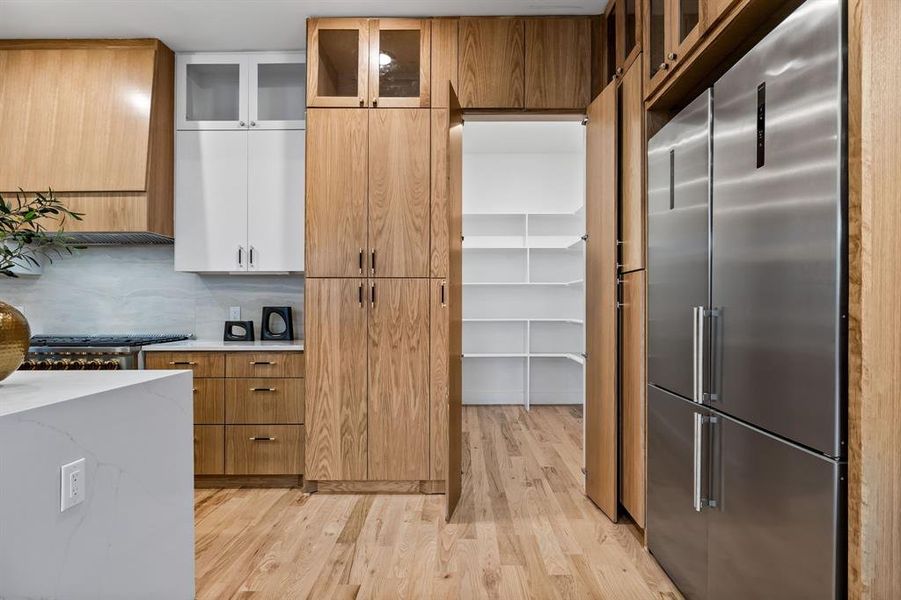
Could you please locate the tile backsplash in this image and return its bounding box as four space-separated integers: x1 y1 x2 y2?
0 246 304 340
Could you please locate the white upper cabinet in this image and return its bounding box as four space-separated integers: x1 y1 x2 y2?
175 51 306 273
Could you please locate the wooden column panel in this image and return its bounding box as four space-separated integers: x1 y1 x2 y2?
305 109 368 277
305 278 368 480
430 279 449 481
619 57 645 272
525 18 591 110
430 19 459 109
458 18 525 109
368 109 430 277
584 82 619 521
431 109 450 277
368 278 430 480
620 270 646 527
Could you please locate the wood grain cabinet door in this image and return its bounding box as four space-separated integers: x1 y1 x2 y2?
304 278 368 480
458 18 525 109
194 425 225 475
368 109 430 277
368 18 431 108
524 18 591 110
305 109 368 277
619 58 645 272
307 18 370 108
430 279 449 481
620 270 646 527
368 278 430 480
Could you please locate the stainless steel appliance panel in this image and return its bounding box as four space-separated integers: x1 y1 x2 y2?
708 411 844 599
647 385 710 600
647 90 712 401
711 0 844 456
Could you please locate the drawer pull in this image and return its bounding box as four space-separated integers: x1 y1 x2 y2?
250 387 277 392
170 361 196 366
250 361 276 366
249 436 276 441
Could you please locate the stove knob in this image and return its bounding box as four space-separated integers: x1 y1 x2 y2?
57 359 73 370
36 359 53 370
19 360 36 370
86 359 104 370
103 360 121 370
71 359 88 370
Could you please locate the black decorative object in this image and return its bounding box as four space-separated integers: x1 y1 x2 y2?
224 321 255 342
261 306 294 341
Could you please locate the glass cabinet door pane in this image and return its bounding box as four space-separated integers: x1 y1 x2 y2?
186 63 240 121
317 29 359 97
679 0 700 42
624 0 638 57
648 0 666 78
378 29 420 98
257 62 306 121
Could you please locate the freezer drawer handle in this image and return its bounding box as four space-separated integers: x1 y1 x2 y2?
693 412 704 511
692 306 702 403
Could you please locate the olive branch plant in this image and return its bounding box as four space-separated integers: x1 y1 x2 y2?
0 190 84 277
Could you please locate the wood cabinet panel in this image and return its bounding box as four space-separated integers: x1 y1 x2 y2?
368 278 430 480
305 108 368 277
584 83 619 521
305 278 369 480
620 270 646 527
226 378 304 424
0 46 154 191
458 18 525 109
430 19 459 108
307 18 369 108
194 378 225 424
368 18 431 108
194 425 225 475
368 109 431 277
430 279 449 481
431 109 450 278
525 18 591 110
225 352 304 378
144 352 225 378
705 0 740 29
620 58 645 272
225 425 304 475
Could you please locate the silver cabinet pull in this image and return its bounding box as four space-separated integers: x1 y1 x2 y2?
693 412 704 512
250 387 276 392
169 361 196 366
239 120 246 127
249 246 256 267
250 121 256 127
238 246 244 267
249 436 276 441
249 360 276 365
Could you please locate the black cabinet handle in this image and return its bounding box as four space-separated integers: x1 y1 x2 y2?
370 282 376 307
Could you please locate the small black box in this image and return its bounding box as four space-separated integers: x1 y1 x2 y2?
224 320 255 342
261 306 294 341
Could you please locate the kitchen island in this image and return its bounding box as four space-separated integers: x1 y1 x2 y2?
0 370 195 600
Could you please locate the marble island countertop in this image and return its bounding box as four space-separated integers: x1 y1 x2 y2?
142 339 304 352
0 370 190 418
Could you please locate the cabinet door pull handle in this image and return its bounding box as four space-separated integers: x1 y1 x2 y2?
370 282 376 307
249 436 276 441
250 387 276 392
359 97 365 107
237 246 244 267
693 413 704 511
249 361 276 366
358 249 364 274
358 282 364 306
249 246 255 267
370 249 376 275
169 361 197 366
440 281 447 306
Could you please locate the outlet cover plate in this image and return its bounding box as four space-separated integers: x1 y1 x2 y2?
60 458 86 512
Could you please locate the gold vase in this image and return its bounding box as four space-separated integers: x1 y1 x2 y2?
0 301 30 381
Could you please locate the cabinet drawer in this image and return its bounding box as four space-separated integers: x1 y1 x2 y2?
225 352 304 378
225 378 304 424
145 352 225 378
194 425 225 475
194 378 225 424
225 425 304 475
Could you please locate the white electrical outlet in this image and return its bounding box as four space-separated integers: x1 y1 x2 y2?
60 458 86 512
229 306 241 320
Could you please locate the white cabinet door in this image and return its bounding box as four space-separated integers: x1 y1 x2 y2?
175 130 249 272
248 52 306 130
247 129 305 272
177 53 248 130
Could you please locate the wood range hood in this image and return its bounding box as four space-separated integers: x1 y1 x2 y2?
0 39 175 243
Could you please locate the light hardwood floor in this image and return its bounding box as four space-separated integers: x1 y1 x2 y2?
194 405 680 599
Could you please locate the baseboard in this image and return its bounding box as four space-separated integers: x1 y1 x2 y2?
306 480 446 494
195 475 303 488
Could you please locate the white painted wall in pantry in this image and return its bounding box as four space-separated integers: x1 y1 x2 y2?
0 245 303 340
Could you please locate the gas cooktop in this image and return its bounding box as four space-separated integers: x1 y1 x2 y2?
30 334 190 348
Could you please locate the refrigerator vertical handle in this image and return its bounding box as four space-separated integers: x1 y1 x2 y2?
693 412 704 512
697 306 705 403
692 306 700 403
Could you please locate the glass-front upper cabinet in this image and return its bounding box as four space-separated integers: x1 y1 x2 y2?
177 54 248 130
621 0 641 70
249 52 306 129
307 18 370 107
368 19 431 108
604 0 643 86
671 0 702 62
642 0 704 97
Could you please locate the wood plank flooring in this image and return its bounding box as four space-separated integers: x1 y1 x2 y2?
195 405 680 599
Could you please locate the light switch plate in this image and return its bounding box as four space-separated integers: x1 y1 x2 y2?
229 306 241 320
60 458 86 512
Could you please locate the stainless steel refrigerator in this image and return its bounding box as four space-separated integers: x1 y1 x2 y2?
645 0 846 598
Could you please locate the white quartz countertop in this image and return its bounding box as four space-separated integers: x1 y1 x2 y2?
0 371 189 418
142 339 304 352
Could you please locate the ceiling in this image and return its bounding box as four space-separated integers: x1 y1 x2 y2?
0 0 606 52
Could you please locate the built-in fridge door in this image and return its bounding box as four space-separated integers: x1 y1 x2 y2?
711 0 845 457
647 385 711 600
647 90 711 402
708 410 844 599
